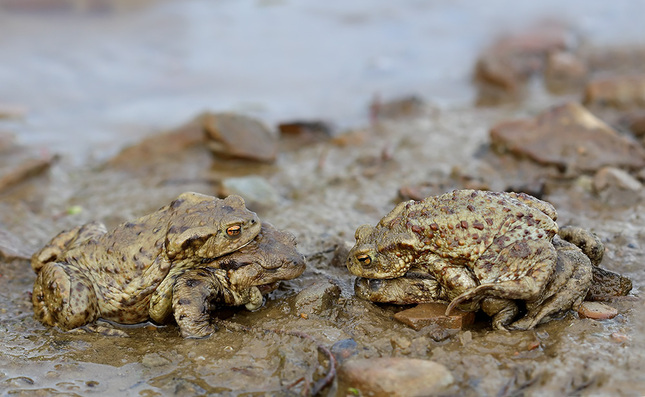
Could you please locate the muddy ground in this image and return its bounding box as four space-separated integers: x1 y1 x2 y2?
2 2 645 396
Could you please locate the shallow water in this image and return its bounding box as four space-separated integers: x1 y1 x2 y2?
1 0 645 162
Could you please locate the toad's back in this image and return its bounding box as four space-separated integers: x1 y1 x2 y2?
381 190 558 262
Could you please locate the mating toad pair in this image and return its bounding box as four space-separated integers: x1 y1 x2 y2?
31 192 305 338
32 189 631 337
348 189 631 330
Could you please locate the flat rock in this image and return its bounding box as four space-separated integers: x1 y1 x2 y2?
593 166 643 206
0 133 55 193
106 116 205 172
203 112 278 162
394 302 475 331
0 227 31 260
490 102 645 174
338 357 454 397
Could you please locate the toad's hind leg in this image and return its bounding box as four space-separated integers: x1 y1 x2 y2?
481 298 519 331
447 239 557 318
31 222 108 273
558 225 604 266
510 240 593 330
32 262 100 330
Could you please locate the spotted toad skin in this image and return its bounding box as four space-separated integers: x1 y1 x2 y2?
348 189 566 329
354 225 631 329
31 192 261 331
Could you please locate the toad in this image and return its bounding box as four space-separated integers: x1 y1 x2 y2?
158 223 306 338
32 192 262 332
347 189 631 330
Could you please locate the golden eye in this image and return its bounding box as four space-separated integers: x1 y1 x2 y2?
226 225 241 237
356 254 372 266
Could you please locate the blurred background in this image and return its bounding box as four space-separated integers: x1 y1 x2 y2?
1 0 644 162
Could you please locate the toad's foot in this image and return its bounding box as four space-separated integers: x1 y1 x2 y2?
243 286 264 311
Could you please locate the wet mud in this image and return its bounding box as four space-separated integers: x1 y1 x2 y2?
1 1 645 396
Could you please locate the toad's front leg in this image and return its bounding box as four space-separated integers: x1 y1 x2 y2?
171 268 227 338
172 268 263 338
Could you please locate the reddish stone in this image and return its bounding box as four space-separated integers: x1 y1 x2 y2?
394 302 475 330
577 301 618 320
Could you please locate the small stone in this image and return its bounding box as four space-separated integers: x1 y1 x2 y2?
0 227 31 260
203 112 278 162
611 332 629 343
218 176 280 211
593 167 643 206
594 167 642 191
141 352 171 368
390 335 411 350
577 301 619 320
459 330 473 346
394 302 475 331
583 74 645 109
278 120 333 137
370 95 425 120
544 50 588 93
338 357 454 397
331 338 358 364
292 279 341 315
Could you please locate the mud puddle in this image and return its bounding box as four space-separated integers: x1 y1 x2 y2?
1 1 645 396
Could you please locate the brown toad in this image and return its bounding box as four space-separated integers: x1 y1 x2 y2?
355 225 631 329
160 223 306 338
347 189 627 330
31 192 261 332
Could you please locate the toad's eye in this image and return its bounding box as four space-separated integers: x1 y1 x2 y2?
356 254 372 266
226 225 242 237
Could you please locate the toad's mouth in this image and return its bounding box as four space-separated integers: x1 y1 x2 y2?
256 282 280 294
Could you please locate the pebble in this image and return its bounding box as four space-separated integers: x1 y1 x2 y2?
544 50 588 93
577 301 619 320
593 166 643 206
393 302 475 331
338 357 454 397
278 120 333 137
583 74 645 108
203 112 278 162
141 352 171 368
218 176 280 211
292 279 341 316
330 338 358 364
